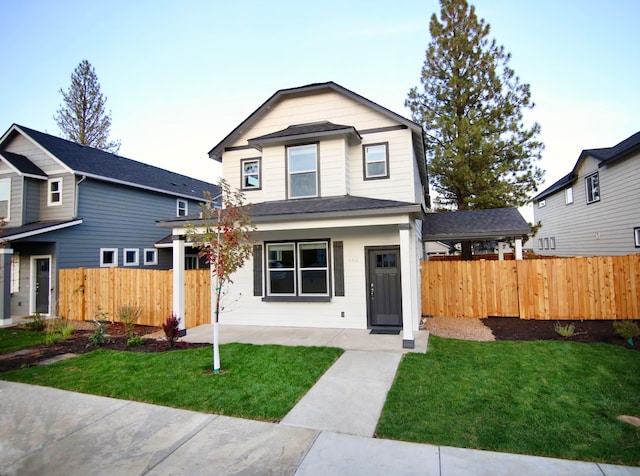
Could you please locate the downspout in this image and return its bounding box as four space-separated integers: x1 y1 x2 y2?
74 175 87 218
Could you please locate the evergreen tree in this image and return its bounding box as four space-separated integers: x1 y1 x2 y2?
407 0 544 258
54 60 121 153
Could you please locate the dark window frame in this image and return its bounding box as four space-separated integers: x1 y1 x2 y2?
286 142 319 199
241 157 262 191
585 172 600 204
363 142 390 180
634 227 640 248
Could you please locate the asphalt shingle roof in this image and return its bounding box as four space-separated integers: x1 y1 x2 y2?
0 150 47 178
248 122 361 146
11 125 218 200
423 208 530 241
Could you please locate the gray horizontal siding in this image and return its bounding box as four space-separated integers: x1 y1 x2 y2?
534 154 640 256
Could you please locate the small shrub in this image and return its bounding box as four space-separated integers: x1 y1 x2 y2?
118 304 142 337
554 322 575 338
162 315 181 348
23 313 46 332
127 336 145 347
87 307 110 347
44 318 76 345
613 321 639 346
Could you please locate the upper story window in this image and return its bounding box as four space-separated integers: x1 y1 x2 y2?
363 143 389 180
0 178 10 221
287 144 318 199
565 187 573 205
537 199 546 208
48 178 62 206
177 199 188 217
241 158 261 190
585 172 600 204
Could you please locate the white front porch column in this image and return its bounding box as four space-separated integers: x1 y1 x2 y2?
172 235 186 335
399 224 415 349
514 238 523 260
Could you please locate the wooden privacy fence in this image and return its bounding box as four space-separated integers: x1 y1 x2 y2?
421 255 640 320
58 268 211 328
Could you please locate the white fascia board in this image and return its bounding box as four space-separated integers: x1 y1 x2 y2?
4 219 83 241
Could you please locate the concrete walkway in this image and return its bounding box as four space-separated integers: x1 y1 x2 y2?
1 324 639 475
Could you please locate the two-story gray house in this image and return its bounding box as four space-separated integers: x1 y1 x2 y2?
0 124 218 323
533 129 640 256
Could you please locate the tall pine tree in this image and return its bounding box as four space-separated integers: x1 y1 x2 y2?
407 0 544 258
54 60 121 153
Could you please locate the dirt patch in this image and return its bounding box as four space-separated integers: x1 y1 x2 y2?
423 316 495 341
0 322 209 373
482 317 639 352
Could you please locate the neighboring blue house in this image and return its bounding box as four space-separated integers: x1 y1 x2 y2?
0 124 218 323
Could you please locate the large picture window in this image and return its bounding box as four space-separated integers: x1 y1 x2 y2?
287 144 318 198
585 172 600 204
266 241 328 297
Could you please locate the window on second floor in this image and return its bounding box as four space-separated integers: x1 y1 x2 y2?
363 143 389 180
241 158 261 190
287 144 318 199
177 199 188 217
585 172 600 204
565 187 573 205
48 178 62 206
0 178 10 221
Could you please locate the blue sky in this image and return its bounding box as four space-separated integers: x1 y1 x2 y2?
2 0 638 219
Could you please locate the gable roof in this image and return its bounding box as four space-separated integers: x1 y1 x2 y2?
0 150 47 179
207 82 427 186
1 124 218 201
248 121 361 148
158 194 421 227
534 129 640 201
423 208 530 241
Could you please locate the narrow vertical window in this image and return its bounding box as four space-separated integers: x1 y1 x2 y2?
177 199 188 217
585 173 600 204
0 178 10 220
241 158 261 190
634 228 640 248
564 187 573 204
11 252 20 293
363 143 389 179
48 178 62 206
287 144 318 198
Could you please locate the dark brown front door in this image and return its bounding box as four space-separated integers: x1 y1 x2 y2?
367 247 402 327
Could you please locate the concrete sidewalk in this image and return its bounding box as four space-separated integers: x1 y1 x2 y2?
1 381 637 475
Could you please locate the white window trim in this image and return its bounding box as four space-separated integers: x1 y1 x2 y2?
47 178 63 206
100 248 118 267
634 228 640 248
124 248 139 266
287 144 318 199
537 199 546 208
0 177 11 221
177 199 188 217
564 187 573 205
11 252 20 293
143 248 158 265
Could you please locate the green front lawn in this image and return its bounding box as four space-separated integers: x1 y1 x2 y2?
377 336 640 467
1 343 343 421
0 328 45 353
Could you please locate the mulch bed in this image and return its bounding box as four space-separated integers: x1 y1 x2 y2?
0 322 209 373
482 317 639 352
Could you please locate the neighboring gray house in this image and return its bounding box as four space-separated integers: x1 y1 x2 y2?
0 124 218 323
533 129 640 256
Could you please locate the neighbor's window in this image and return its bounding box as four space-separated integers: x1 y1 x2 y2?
143 248 158 265
538 238 544 250
48 178 62 206
565 187 573 204
241 158 261 190
585 172 600 204
287 144 318 199
266 241 328 297
100 248 118 267
177 199 188 217
537 199 546 208
635 228 640 248
124 248 139 266
550 237 556 250
363 143 389 179
0 178 10 221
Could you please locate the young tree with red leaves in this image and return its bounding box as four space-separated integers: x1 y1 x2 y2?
186 180 255 373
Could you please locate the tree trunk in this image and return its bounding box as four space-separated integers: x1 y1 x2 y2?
461 241 473 261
